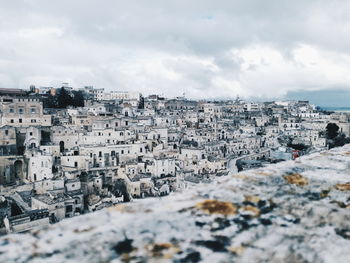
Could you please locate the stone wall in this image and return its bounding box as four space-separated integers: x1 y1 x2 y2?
1 145 350 262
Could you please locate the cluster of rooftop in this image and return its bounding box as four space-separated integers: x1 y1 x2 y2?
0 84 349 234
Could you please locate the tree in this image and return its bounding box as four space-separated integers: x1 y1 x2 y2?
287 143 308 151
325 123 350 149
72 90 85 107
44 87 86 109
45 93 58 108
57 87 73 108
326 123 339 139
329 133 350 149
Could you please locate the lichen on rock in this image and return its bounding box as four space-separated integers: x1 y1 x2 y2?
283 173 309 186
195 199 237 215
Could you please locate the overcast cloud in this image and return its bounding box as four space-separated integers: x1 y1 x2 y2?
1 0 350 100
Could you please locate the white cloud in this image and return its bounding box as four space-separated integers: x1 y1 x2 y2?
0 0 350 99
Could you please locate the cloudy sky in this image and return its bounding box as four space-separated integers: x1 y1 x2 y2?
1 0 350 104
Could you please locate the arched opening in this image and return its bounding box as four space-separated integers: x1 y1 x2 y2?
14 160 23 180
59 141 64 153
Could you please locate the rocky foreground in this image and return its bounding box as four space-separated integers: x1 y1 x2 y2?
2 146 350 263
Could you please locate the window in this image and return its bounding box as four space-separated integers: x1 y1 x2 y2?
19 119 22 123
30 108 36 114
9 108 14 113
10 119 14 123
30 132 33 136
19 108 24 114
74 162 78 168
5 130 8 136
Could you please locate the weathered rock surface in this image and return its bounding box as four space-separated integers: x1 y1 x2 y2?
2 145 350 262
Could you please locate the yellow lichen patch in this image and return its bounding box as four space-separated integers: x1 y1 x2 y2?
120 252 133 262
320 189 330 198
229 245 246 256
108 204 128 212
255 171 273 176
244 195 260 203
196 200 237 215
145 243 181 258
232 174 257 181
283 173 308 186
335 182 350 191
240 205 260 217
73 226 95 233
108 204 153 214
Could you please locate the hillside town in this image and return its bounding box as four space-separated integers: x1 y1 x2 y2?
0 84 349 234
